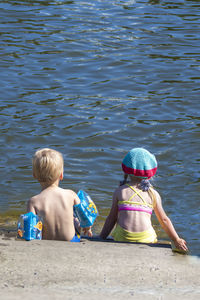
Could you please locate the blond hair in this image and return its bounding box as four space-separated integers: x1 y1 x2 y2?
32 148 64 185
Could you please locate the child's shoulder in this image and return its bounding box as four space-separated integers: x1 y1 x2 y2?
149 187 161 206
29 193 40 203
150 187 160 198
113 183 128 195
58 187 80 203
27 193 41 211
59 187 77 196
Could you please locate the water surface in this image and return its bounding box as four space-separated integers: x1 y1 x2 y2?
0 0 199 255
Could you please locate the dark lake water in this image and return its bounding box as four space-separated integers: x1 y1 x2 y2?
0 0 199 255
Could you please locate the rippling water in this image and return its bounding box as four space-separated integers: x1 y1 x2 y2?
0 0 199 255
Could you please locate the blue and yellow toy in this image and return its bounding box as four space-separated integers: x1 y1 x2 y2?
74 190 98 228
17 212 43 241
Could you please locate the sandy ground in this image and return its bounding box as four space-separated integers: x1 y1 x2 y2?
0 234 200 300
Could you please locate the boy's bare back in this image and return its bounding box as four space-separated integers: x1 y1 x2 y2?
27 186 80 241
27 148 81 241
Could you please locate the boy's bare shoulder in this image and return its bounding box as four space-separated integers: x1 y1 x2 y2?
59 187 77 197
28 188 79 208
28 193 40 204
58 187 80 205
27 193 41 212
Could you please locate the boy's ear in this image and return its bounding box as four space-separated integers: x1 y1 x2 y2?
60 172 63 181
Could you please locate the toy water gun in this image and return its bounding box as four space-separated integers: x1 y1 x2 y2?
74 190 98 228
17 212 43 241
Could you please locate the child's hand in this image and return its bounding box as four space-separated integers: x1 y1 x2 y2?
74 217 81 234
173 238 188 253
83 227 93 237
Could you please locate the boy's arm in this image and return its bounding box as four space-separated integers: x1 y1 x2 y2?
73 192 81 233
73 192 80 205
154 192 188 252
73 191 93 236
27 198 36 214
100 189 118 239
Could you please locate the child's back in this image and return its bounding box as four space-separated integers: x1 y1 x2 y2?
116 182 156 233
28 186 79 241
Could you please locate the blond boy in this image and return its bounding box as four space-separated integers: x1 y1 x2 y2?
27 148 91 241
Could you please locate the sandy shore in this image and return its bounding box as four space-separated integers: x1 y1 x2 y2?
0 234 200 300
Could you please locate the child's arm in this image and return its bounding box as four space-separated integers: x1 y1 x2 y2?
100 189 118 239
74 192 80 206
73 192 92 237
27 198 36 214
154 191 188 252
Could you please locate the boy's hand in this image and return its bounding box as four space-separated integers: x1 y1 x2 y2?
74 217 81 234
173 238 188 253
83 227 93 237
